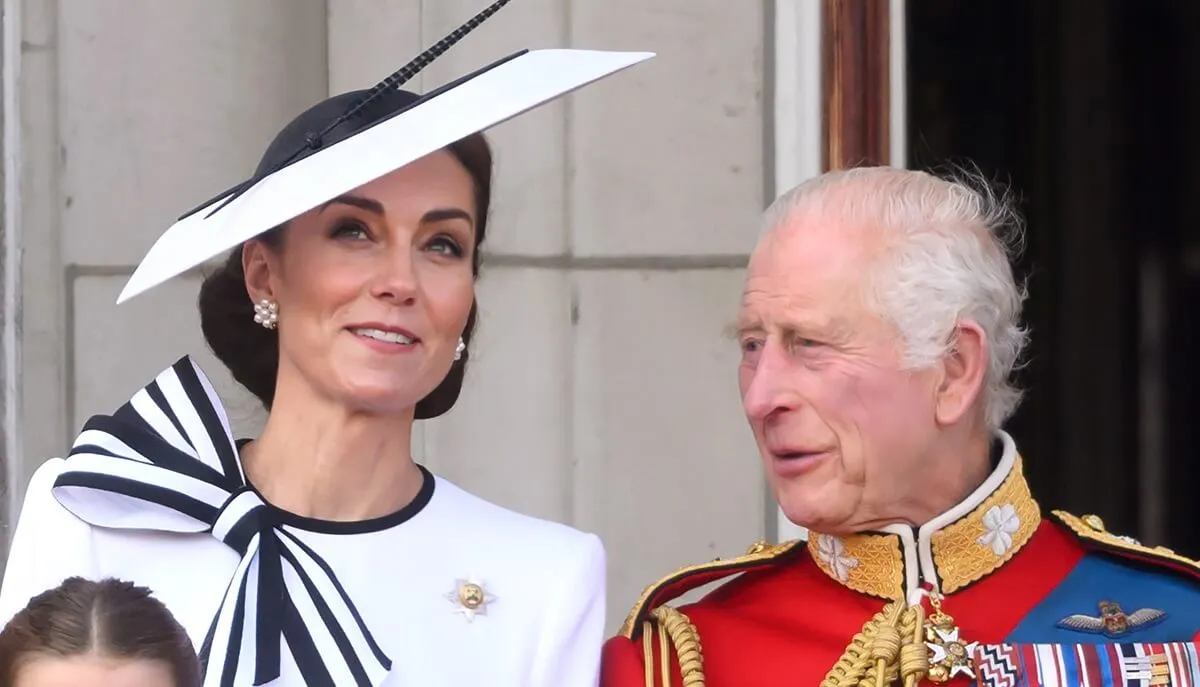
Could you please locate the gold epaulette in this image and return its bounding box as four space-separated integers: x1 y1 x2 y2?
619 539 803 687
618 539 803 639
1050 510 1200 578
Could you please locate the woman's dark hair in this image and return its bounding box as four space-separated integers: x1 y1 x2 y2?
0 577 200 687
197 88 493 419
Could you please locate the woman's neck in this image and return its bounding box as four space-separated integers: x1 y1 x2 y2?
241 378 425 522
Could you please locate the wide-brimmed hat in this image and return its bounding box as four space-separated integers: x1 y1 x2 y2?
117 0 653 304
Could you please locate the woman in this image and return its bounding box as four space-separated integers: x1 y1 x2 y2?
0 4 652 685
0 577 200 687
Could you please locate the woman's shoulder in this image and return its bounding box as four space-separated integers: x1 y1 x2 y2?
9 457 85 532
420 475 606 619
0 457 97 624
428 474 605 563
23 455 66 487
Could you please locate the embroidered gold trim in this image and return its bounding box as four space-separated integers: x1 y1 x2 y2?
933 456 1041 593
806 455 1041 599
808 533 906 600
618 539 803 638
1052 510 1200 572
641 621 654 686
658 622 671 687
640 618 675 687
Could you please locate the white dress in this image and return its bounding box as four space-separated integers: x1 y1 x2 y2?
0 357 607 687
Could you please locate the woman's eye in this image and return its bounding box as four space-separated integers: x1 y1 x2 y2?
330 220 369 240
427 236 465 258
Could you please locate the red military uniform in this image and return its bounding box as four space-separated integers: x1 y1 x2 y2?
602 434 1200 686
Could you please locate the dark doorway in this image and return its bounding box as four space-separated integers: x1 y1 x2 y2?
906 0 1200 558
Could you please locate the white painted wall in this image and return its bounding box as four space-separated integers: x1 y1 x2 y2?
2 0 781 634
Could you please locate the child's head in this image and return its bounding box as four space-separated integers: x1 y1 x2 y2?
0 577 199 687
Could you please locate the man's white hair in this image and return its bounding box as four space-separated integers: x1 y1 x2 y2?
762 166 1029 431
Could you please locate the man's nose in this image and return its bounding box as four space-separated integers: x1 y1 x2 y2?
742 344 800 422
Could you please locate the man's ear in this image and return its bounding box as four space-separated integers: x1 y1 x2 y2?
242 240 277 303
934 320 987 426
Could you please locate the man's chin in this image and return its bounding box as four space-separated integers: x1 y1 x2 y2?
775 489 855 534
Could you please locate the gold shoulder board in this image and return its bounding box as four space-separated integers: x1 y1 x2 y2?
1051 510 1200 576
618 539 802 639
620 540 802 687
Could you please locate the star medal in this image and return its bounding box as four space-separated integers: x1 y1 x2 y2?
924 589 978 683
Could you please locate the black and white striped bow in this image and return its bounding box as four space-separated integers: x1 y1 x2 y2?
52 356 391 687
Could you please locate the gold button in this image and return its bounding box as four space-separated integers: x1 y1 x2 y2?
458 583 485 610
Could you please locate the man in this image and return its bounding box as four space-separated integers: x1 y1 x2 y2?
601 167 1200 687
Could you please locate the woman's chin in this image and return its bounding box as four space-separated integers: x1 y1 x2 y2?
288 356 446 416
332 377 438 416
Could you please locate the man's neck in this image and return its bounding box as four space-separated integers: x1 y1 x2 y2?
907 429 995 526
847 429 996 533
241 372 425 522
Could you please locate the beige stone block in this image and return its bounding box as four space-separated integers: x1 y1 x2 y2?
420 266 573 524
59 1 328 267
327 0 421 92
570 269 767 628
69 274 266 449
569 0 767 257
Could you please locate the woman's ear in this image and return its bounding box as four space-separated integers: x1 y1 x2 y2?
242 240 277 303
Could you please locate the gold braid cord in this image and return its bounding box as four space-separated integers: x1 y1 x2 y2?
639 606 705 687
820 601 930 687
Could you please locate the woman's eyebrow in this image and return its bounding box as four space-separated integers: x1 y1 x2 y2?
319 194 384 215
422 208 473 225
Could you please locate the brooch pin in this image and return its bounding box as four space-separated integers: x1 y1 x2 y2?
446 577 497 622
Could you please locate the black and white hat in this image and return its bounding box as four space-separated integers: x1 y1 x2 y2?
117 0 653 304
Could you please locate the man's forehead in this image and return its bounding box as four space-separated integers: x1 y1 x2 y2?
739 213 877 326
747 218 876 297
738 268 860 327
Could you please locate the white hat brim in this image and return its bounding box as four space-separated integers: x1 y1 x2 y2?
117 48 654 304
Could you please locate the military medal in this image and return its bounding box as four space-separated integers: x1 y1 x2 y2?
924 589 978 683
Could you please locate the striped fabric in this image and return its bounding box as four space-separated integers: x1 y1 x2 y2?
51 356 391 687
974 640 1200 686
